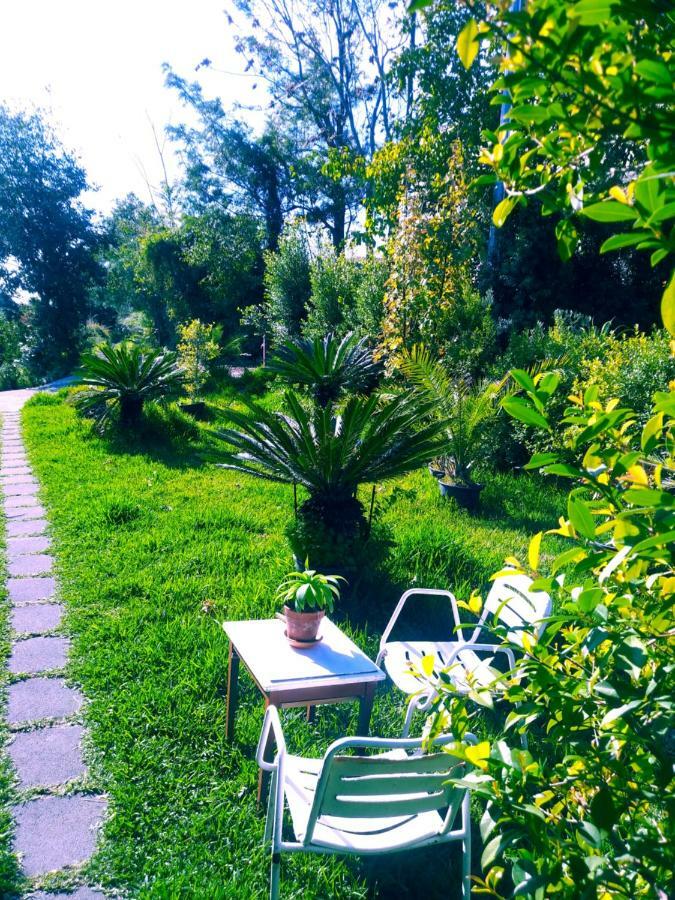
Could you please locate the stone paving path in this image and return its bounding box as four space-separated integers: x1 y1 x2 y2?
0 387 107 898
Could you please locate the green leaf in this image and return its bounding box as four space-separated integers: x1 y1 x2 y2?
647 202 675 226
581 201 638 223
492 196 516 228
590 786 618 830
599 231 648 253
641 412 664 452
528 532 543 571
502 396 550 430
661 269 675 336
568 495 596 540
651 248 668 267
510 369 536 393
456 19 479 70
572 0 617 26
635 59 673 85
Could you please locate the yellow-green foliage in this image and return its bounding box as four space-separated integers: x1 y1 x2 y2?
573 329 675 424
176 319 221 400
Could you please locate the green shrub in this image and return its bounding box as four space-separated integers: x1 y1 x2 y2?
263 226 311 338
423 375 675 898
303 248 362 340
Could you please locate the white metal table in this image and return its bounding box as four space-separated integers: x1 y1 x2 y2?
223 617 385 801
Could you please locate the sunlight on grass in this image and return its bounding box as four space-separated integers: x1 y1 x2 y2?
19 390 563 898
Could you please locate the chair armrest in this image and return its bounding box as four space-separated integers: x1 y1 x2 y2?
444 642 517 670
256 704 287 773
377 589 465 665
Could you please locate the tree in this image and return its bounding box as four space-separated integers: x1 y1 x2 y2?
165 72 293 250
225 0 411 247
0 105 101 376
420 0 675 330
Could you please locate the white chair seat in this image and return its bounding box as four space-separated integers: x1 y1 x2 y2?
382 641 458 693
382 641 502 695
284 751 444 853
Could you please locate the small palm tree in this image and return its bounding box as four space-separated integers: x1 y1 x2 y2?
74 342 183 431
267 332 381 408
400 345 504 485
215 390 444 508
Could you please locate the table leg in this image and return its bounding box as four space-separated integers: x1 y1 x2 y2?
258 696 274 805
357 682 377 735
306 705 316 724
225 643 240 742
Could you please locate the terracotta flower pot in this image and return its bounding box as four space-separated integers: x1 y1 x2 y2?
283 605 325 643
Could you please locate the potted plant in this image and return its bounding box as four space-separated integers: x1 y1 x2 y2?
400 346 504 512
276 566 345 646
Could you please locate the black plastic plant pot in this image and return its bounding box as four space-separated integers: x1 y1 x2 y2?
438 480 483 513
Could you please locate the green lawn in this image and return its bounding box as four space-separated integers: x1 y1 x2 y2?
12 385 563 899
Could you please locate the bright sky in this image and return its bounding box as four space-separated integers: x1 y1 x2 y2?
0 0 263 216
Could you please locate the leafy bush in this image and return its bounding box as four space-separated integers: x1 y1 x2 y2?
575 329 675 427
73 342 183 431
0 312 30 390
263 226 311 338
422 375 675 898
303 248 362 340
176 319 221 401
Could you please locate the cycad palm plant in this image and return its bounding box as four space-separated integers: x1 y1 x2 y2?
400 345 504 486
213 335 444 565
267 332 381 407
74 342 183 431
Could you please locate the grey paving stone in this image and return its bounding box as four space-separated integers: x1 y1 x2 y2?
9 636 69 674
8 577 56 603
3 481 40 497
0 465 33 484
10 603 63 634
5 504 47 521
12 794 107 876
30 889 106 900
5 493 40 510
7 677 83 725
6 517 49 537
1 459 29 470
7 554 54 577
8 724 85 789
7 535 51 555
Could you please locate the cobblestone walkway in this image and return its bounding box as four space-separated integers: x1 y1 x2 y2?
1 388 106 899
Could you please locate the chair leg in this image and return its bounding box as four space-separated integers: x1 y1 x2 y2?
461 795 472 900
264 769 277 844
270 851 281 900
402 695 418 738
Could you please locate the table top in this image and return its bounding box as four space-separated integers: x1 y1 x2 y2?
223 617 385 692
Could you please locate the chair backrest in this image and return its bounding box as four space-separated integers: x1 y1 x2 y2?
304 734 466 846
479 572 552 647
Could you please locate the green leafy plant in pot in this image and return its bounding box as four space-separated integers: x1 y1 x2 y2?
400 345 504 512
276 566 345 645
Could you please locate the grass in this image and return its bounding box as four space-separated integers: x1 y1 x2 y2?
15 385 564 899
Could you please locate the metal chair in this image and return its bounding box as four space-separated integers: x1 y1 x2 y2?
257 704 475 899
376 575 552 736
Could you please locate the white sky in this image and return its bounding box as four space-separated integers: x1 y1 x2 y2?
0 0 264 216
